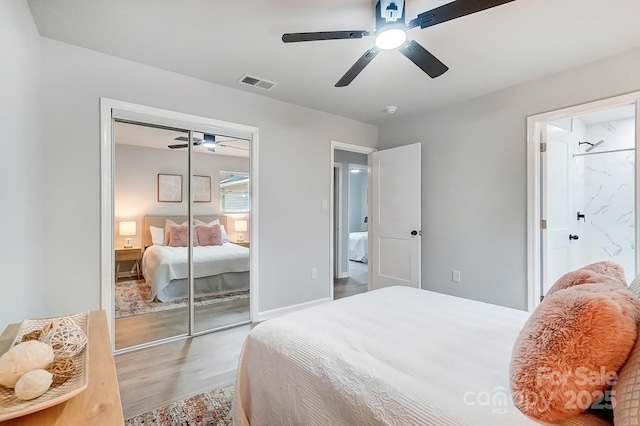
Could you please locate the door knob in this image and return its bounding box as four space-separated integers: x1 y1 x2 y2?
569 234 579 241
411 230 418 236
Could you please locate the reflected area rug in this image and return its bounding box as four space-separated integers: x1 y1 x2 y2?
125 382 234 426
115 280 249 319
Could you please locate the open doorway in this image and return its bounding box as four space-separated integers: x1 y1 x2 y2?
527 93 640 310
330 142 375 300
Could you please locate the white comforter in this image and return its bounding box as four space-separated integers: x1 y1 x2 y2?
348 231 368 263
142 243 249 300
234 287 610 426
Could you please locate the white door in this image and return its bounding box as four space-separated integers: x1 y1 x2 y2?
542 125 576 295
370 143 421 289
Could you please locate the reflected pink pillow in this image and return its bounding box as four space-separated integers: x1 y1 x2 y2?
195 224 223 246
168 225 189 247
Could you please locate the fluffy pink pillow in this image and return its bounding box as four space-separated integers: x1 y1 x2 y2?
546 261 627 297
582 260 626 283
510 282 640 423
195 224 223 246
168 225 189 247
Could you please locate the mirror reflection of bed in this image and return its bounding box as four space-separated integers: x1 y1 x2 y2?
115 215 250 349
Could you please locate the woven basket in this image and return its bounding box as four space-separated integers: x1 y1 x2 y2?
0 312 89 421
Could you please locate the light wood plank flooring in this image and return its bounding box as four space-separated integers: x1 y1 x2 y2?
115 324 251 419
115 297 250 350
117 266 368 419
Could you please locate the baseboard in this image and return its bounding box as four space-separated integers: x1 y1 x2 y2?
256 297 332 322
338 272 349 278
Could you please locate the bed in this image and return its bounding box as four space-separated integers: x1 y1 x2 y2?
348 231 368 263
233 287 609 426
141 215 250 302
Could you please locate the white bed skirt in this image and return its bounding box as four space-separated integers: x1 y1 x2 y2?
156 271 250 302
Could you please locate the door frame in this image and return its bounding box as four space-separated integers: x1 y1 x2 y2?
330 141 376 300
100 98 259 349
333 162 345 279
526 91 640 312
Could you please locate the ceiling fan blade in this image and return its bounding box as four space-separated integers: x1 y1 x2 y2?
168 143 189 149
335 48 380 87
174 136 204 142
282 30 371 43
218 143 250 151
409 0 515 29
398 40 449 78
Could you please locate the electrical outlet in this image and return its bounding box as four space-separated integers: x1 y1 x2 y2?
452 270 461 283
312 268 318 279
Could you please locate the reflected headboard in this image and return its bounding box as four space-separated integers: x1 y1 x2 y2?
142 215 227 247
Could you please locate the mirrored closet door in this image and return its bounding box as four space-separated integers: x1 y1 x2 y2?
192 136 251 333
113 118 251 351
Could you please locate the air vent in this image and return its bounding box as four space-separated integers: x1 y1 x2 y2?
238 74 277 91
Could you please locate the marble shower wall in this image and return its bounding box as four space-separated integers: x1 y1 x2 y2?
577 117 636 282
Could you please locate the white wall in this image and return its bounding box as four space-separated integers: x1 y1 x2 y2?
0 0 43 326
114 144 250 247
348 172 367 233
378 47 640 311
36 37 377 317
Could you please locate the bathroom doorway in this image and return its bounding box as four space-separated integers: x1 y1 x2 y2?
527 93 640 310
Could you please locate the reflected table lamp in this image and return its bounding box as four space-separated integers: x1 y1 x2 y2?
119 221 136 248
235 220 247 242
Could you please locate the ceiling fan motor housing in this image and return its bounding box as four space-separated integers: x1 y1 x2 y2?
377 1 405 26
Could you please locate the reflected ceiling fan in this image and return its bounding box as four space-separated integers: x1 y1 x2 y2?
168 133 249 153
282 0 515 87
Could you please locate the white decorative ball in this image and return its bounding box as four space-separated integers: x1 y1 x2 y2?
42 324 87 358
0 341 54 388
14 369 53 400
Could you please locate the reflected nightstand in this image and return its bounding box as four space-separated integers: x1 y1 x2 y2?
115 247 142 281
234 241 250 248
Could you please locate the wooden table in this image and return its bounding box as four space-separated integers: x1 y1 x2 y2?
0 310 124 425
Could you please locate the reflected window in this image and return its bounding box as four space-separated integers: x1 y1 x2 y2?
220 171 249 212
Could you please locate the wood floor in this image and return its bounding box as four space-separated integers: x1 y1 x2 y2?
334 260 368 299
115 265 368 419
115 324 250 419
115 297 250 349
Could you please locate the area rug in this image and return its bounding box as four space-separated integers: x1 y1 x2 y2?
115 280 249 319
125 382 234 426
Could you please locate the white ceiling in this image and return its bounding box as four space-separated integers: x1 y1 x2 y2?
27 0 640 125
114 121 250 158
577 104 636 126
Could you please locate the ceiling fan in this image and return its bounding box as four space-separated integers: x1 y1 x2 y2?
168 133 249 152
282 0 515 87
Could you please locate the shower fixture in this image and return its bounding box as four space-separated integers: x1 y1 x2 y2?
579 140 605 152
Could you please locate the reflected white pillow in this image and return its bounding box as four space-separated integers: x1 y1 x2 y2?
220 225 230 244
149 226 165 245
195 219 230 243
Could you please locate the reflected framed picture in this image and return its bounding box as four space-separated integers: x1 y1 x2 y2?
158 174 183 202
194 175 211 203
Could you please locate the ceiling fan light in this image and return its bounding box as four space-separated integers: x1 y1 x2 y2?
375 28 407 50
202 134 216 148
